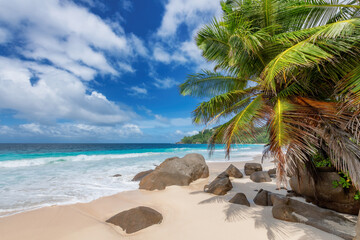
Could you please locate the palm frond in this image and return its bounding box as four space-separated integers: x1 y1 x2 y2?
192 89 257 124
209 95 265 158
262 40 333 91
180 71 250 98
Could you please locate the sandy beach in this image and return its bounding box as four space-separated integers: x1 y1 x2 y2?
0 156 342 240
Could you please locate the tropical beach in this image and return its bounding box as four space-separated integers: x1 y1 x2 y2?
1 0 360 239
0 144 264 217
0 156 349 240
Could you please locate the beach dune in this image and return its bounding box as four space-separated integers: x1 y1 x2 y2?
0 157 343 240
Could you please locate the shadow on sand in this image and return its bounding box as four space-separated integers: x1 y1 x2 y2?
196 180 297 240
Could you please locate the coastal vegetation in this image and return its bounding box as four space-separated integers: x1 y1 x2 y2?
180 0 360 188
180 127 268 144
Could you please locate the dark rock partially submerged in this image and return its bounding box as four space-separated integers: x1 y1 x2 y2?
204 172 233 195
106 206 163 234
289 167 360 215
139 153 209 190
244 163 262 175
225 164 243 178
271 194 356 240
112 174 122 177
250 171 272 183
132 170 153 181
229 193 250 207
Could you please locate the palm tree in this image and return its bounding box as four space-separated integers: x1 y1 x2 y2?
180 0 360 188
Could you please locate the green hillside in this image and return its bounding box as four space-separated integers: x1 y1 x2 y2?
180 127 268 144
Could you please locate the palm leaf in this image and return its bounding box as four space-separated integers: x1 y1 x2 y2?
209 95 265 158
180 71 250 98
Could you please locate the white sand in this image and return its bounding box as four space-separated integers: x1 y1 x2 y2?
0 156 342 240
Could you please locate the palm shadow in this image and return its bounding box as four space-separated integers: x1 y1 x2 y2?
198 180 294 240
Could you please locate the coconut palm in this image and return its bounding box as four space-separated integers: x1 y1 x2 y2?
180 0 360 188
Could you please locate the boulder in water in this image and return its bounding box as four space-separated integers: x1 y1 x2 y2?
139 153 209 190
132 170 153 181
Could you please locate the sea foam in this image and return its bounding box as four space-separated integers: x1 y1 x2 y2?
0 152 162 168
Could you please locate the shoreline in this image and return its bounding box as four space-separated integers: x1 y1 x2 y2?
0 155 342 240
0 154 266 218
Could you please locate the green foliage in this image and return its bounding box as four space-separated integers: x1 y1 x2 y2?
332 171 360 200
313 154 332 167
181 129 215 144
355 192 360 200
180 127 268 144
332 172 351 189
180 0 360 188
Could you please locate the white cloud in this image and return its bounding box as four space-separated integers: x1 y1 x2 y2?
118 62 135 73
0 0 149 80
0 57 136 124
128 86 148 96
153 45 187 64
130 34 148 57
187 130 199 135
153 78 179 89
0 125 15 135
157 0 221 38
0 0 127 49
153 46 171 63
1 122 143 140
152 0 221 68
0 0 151 125
20 123 44 134
175 130 199 136
137 116 192 129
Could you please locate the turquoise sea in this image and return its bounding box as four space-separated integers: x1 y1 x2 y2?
0 143 264 217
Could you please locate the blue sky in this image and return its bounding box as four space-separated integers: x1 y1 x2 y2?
0 0 222 143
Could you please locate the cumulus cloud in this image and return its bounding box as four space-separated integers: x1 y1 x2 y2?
0 0 142 80
0 57 136 124
0 0 149 125
157 0 221 38
152 0 221 68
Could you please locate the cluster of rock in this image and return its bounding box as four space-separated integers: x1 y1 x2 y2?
203 163 273 196
203 164 243 195
106 153 209 234
107 154 358 238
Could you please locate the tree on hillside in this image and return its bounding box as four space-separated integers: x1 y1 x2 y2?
180 0 360 188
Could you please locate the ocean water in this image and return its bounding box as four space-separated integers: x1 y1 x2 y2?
0 143 264 217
